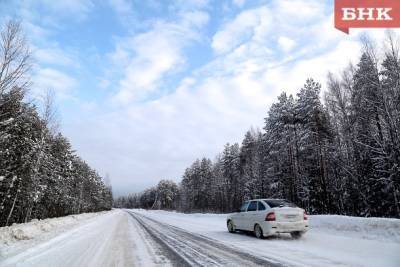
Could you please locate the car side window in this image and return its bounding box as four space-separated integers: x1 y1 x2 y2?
240 201 249 212
247 201 257 212
258 201 266 211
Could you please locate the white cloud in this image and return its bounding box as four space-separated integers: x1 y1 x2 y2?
33 68 77 98
278 36 296 52
211 7 271 54
111 27 186 103
180 10 210 28
111 11 209 104
66 70 272 195
21 0 94 22
264 40 362 98
34 47 76 67
271 0 325 22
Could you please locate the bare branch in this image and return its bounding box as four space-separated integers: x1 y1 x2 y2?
0 20 32 97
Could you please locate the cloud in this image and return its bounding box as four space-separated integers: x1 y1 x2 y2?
66 69 272 195
271 0 325 22
278 36 296 52
111 11 209 104
20 0 94 23
211 7 271 55
33 68 77 98
34 47 76 67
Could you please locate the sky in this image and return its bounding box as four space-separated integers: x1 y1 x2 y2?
0 0 396 196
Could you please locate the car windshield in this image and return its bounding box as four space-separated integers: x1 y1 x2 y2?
263 199 297 208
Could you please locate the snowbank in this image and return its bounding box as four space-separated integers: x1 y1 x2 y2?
309 214 400 243
0 211 111 249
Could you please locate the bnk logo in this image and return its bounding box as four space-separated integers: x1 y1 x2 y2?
342 7 393 21
334 0 400 33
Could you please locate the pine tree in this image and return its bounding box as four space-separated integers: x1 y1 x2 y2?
296 78 334 213
264 93 300 204
155 179 179 210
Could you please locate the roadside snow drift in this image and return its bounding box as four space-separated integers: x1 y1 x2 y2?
309 214 400 243
0 212 107 245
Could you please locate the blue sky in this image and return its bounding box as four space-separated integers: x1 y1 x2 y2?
0 0 393 195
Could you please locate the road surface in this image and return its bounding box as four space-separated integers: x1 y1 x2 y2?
1 209 399 267
1 210 282 267
126 210 283 266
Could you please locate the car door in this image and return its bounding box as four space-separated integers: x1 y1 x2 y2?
256 201 267 222
244 201 258 230
235 201 249 229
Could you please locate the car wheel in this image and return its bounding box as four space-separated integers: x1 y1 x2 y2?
227 220 236 233
291 231 303 239
254 224 263 239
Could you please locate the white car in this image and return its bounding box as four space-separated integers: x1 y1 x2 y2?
227 199 309 239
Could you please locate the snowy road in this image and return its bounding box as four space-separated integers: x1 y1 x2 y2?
1 210 172 266
127 211 282 266
133 209 400 267
1 209 399 267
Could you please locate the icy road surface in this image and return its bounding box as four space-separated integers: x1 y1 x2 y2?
0 210 172 266
126 211 282 266
1 209 399 267
133 209 400 267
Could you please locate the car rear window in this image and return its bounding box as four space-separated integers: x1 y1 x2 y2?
247 201 257 211
258 201 266 210
263 199 297 208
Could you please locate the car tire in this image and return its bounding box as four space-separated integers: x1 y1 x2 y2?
290 231 303 239
227 220 236 233
254 224 263 239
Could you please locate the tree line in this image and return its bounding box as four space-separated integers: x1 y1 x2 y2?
0 21 112 227
115 34 400 218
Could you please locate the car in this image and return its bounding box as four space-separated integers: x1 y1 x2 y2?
226 199 309 239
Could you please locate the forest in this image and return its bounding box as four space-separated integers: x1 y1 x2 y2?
115 34 400 218
0 21 112 227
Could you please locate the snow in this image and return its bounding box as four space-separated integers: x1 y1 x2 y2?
0 118 14 125
133 209 400 267
0 210 171 266
1 209 399 267
309 214 400 243
0 211 109 255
